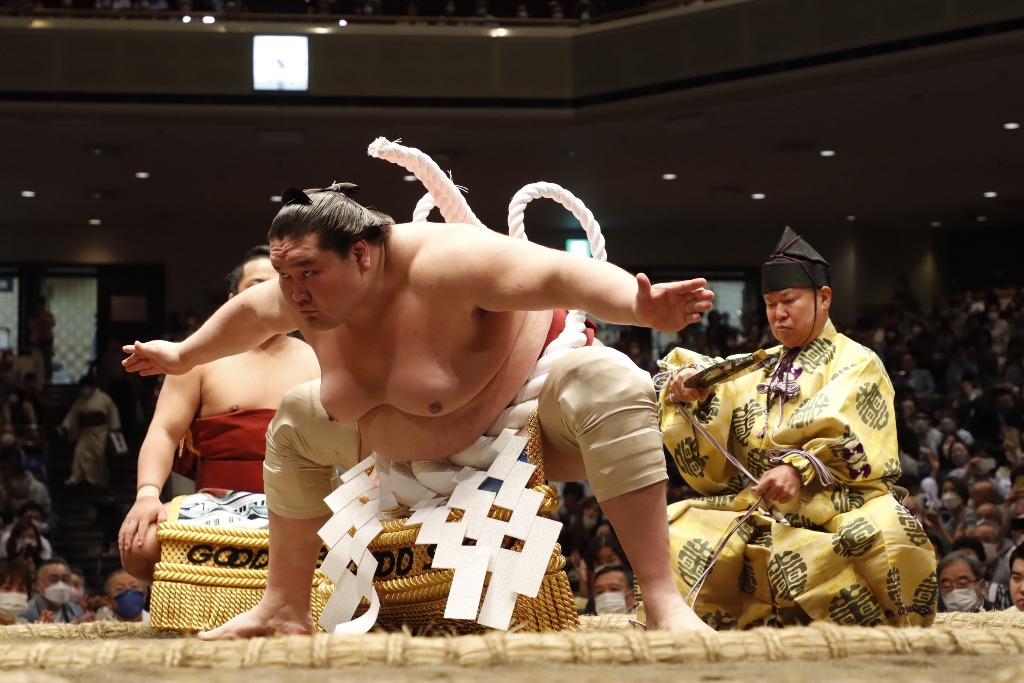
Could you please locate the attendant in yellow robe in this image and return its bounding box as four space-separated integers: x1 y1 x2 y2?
658 227 937 629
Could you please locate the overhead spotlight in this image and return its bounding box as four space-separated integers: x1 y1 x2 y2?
20 190 35 198
1005 122 1020 130
661 173 677 181
338 18 348 26
846 215 856 222
88 218 102 226
976 215 988 223
202 15 214 23
402 175 417 182
135 171 150 179
490 28 508 38
182 14 192 23
983 191 997 198
819 150 836 157
270 195 282 203
751 193 766 200
930 221 942 228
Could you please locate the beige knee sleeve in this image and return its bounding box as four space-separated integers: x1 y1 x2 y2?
263 379 361 519
537 346 667 502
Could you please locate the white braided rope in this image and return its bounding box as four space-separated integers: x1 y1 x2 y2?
486 182 609 436
367 137 485 228
412 192 436 223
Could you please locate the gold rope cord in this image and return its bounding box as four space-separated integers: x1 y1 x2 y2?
1 613 1023 669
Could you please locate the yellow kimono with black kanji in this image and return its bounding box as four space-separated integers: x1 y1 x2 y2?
660 321 937 629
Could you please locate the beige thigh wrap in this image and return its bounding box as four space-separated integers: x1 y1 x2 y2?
537 345 667 502
263 379 361 519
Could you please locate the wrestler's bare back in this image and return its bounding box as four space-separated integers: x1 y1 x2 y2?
275 224 553 463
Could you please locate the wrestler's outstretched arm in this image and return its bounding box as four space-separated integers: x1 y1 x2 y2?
425 223 714 331
122 279 295 376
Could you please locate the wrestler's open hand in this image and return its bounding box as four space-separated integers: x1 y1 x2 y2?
122 340 190 376
119 496 167 553
668 367 711 404
751 463 801 504
633 274 715 332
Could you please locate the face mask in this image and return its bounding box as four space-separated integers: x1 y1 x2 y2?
594 591 629 615
43 581 73 607
944 587 981 612
114 589 146 620
983 543 1000 562
15 538 38 554
581 515 598 529
913 419 930 435
0 592 28 622
942 493 964 510
951 451 970 467
940 418 957 434
69 587 85 605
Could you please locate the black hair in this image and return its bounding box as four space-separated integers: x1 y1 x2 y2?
1009 543 1024 571
225 245 273 296
269 183 393 259
593 563 634 588
951 536 987 564
0 558 33 593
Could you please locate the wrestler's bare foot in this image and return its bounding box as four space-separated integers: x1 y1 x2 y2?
197 602 315 640
642 592 715 633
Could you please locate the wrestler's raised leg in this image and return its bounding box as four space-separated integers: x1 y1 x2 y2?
198 510 329 640
538 346 713 633
598 483 712 633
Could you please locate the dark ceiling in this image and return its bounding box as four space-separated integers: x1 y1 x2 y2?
2 23 1023 262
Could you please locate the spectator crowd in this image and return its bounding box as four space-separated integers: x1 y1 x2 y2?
3 281 1024 625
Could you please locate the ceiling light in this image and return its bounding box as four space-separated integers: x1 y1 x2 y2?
751 193 765 200
846 215 856 222
819 150 835 157
402 174 417 182
182 14 191 22
20 190 35 198
270 195 282 203
930 221 942 228
135 171 149 179
88 218 102 226
976 216 987 222
1005 122 1020 130
202 15 214 23
490 28 508 38
983 191 997 198
661 173 677 181
338 19 348 26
